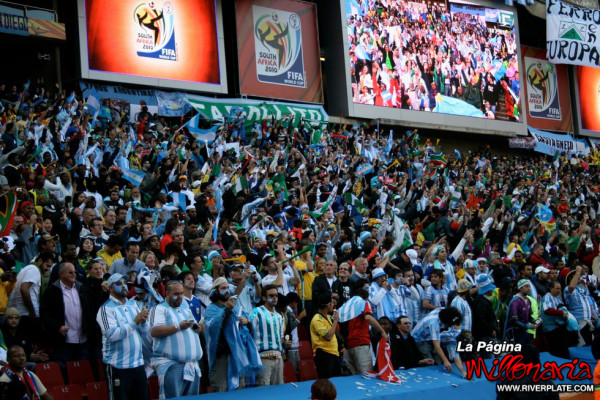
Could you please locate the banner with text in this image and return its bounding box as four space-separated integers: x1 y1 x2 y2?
521 46 573 132
528 126 590 156
187 95 328 131
546 0 600 67
508 137 536 149
80 81 158 123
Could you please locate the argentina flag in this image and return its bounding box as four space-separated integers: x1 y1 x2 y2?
337 296 367 323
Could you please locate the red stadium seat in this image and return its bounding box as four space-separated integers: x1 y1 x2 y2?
86 381 108 400
36 362 64 390
149 375 159 400
297 324 310 342
298 340 313 360
298 359 318 382
283 361 297 383
96 359 106 382
53 384 82 400
66 360 96 396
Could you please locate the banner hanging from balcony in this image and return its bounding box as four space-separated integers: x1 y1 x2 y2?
547 0 600 67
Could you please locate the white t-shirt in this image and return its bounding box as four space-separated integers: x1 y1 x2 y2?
262 273 293 296
8 265 41 317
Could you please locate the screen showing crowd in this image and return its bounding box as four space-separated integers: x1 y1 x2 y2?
346 0 522 122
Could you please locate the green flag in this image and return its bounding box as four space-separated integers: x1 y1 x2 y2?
422 222 436 242
210 164 221 177
272 174 288 200
308 199 333 220
311 128 322 145
233 175 248 195
344 192 368 216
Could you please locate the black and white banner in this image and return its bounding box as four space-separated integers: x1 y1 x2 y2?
546 0 600 67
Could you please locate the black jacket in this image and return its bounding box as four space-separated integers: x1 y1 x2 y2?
472 294 499 341
40 280 91 345
82 277 109 347
390 331 425 369
312 275 343 315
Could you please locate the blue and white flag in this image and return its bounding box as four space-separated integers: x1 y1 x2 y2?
121 167 145 187
85 88 101 117
433 94 485 118
66 92 76 104
337 296 367 323
178 192 187 212
356 163 374 176
384 131 393 161
213 188 224 242
346 0 365 16
186 114 218 144
156 90 192 117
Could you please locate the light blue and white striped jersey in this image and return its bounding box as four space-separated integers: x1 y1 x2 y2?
389 285 411 322
337 296 367 323
542 292 562 312
451 295 472 332
250 305 284 353
368 282 395 321
541 292 564 333
423 285 449 310
529 280 538 301
229 282 259 316
412 308 442 342
149 301 203 362
565 286 593 320
96 296 149 369
440 258 457 291
439 326 462 359
405 285 423 328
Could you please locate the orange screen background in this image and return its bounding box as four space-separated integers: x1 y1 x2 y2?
85 0 220 84
578 66 600 132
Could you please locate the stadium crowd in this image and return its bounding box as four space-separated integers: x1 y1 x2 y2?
348 0 521 120
0 77 597 399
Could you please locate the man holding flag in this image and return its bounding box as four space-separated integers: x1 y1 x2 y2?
205 277 262 392
337 279 388 374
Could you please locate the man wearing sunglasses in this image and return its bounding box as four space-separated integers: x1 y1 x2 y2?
97 273 150 400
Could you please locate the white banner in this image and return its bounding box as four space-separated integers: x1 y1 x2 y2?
546 0 600 67
529 126 590 156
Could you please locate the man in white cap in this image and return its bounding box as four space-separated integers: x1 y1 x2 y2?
405 248 419 269
506 279 539 345
476 257 489 277
368 268 394 320
149 281 203 399
533 265 550 298
97 273 150 400
463 259 478 287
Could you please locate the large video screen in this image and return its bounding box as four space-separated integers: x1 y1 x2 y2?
78 0 227 93
346 0 521 123
576 66 600 135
